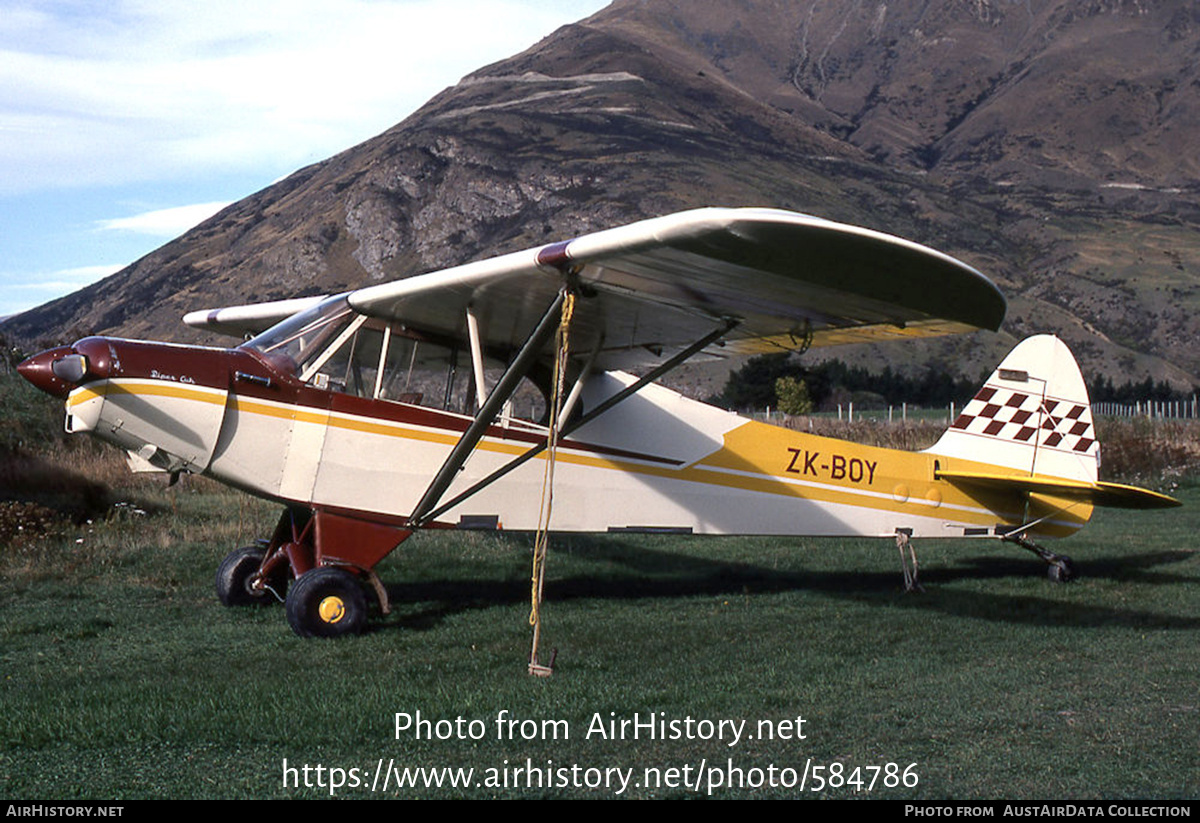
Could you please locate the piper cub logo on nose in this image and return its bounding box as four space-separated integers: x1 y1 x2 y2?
785 448 877 485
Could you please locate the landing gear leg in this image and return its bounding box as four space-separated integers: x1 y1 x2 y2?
1004 532 1077 583
896 529 923 592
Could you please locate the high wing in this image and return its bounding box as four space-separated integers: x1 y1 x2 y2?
186 207 1005 367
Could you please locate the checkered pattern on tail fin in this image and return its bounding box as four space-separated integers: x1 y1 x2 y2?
927 336 1098 482
950 386 1097 455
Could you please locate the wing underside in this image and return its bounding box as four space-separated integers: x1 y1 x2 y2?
347 208 1005 368
186 208 1006 368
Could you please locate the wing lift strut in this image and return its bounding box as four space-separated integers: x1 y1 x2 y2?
406 290 566 529
399 286 737 674
406 302 739 529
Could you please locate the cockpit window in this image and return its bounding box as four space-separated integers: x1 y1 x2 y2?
243 299 549 423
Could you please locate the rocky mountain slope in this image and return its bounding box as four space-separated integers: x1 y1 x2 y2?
7 0 1199 388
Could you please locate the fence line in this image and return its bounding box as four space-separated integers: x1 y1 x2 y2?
1094 396 1199 420
757 396 1200 424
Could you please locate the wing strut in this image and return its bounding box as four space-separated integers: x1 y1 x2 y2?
407 291 567 528
417 318 740 525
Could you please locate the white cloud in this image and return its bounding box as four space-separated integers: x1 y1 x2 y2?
0 0 609 318
96 202 232 237
0 0 608 193
0 264 124 318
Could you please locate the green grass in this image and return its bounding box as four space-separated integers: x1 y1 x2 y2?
2 472 1198 799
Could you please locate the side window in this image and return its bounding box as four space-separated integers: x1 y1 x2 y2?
377 335 421 404
322 325 384 398
301 317 548 422
300 316 364 393
382 338 468 411
482 365 547 423
351 327 386 397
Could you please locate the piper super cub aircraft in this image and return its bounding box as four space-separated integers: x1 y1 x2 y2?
17 208 1179 638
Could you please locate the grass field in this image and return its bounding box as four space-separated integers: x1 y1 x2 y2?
2 460 1197 799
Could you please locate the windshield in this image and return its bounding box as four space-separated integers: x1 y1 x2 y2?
239 295 355 377
239 296 549 423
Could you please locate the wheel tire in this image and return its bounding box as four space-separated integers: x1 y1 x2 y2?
1047 556 1077 583
286 567 368 638
216 545 282 606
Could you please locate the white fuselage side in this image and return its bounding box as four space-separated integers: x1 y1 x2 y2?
67 366 1088 540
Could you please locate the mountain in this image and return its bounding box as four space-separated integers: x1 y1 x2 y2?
6 0 1200 389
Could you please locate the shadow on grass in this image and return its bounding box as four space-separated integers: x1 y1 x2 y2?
379 535 1200 635
0 448 167 544
0 448 110 519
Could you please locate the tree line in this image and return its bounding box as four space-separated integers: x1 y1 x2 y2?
1086 375 1198 405
711 352 1198 414
710 353 982 413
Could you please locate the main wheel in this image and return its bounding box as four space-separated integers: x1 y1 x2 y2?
216 545 283 606
286 567 368 637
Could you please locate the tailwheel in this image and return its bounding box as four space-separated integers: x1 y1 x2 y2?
216 545 286 606
1003 532 1079 584
1047 556 1077 584
286 566 368 637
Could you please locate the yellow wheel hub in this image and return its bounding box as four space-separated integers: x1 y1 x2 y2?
318 595 346 624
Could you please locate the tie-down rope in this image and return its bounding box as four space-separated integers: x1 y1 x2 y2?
528 289 575 677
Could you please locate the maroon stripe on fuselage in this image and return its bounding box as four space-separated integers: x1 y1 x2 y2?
84 337 234 388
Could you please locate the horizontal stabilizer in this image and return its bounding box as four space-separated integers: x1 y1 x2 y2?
937 470 1181 510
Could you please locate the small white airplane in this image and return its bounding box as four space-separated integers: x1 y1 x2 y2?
17 208 1179 640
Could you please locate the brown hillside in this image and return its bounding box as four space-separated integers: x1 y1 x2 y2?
5 0 1198 388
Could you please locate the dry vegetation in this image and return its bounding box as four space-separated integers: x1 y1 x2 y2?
1092 418 1200 489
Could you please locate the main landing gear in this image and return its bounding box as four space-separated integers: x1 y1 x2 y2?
216 543 289 606
215 507 412 637
285 566 368 638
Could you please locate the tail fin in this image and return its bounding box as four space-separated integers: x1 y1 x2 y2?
927 335 1097 482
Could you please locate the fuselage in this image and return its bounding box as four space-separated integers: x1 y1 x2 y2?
19 335 1092 541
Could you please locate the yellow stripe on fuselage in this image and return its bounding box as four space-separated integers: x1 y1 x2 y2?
68 380 227 408
702 420 1092 534
87 380 1090 535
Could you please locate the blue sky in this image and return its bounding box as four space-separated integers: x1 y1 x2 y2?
0 0 609 319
